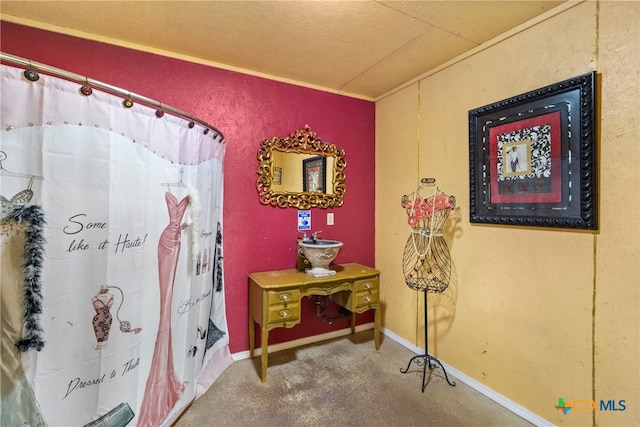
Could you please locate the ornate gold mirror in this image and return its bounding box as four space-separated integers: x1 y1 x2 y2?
257 125 346 209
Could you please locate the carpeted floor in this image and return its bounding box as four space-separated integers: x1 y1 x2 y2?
173 330 533 427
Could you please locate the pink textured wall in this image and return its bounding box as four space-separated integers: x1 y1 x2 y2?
1 22 375 354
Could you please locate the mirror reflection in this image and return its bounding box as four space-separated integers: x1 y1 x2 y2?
271 153 335 194
257 126 346 209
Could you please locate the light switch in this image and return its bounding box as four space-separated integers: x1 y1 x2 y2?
327 213 334 226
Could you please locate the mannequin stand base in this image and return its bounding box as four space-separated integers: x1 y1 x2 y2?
400 353 456 393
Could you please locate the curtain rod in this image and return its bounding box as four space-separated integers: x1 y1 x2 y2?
0 52 224 141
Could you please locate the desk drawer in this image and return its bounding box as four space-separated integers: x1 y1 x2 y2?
355 277 378 293
267 289 301 305
354 288 379 310
353 277 379 311
330 275 380 312
267 303 301 323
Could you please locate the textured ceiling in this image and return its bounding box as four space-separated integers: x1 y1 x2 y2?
1 1 566 99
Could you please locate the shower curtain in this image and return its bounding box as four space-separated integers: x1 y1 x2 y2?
0 63 231 426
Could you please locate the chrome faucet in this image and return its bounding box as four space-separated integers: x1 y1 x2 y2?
299 231 322 242
298 231 311 242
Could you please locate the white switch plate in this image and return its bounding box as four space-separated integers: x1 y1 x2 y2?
327 213 334 225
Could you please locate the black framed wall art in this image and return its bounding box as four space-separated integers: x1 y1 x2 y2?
468 72 597 229
302 156 326 193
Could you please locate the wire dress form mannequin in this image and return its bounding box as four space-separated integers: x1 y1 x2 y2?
399 178 456 392
137 191 190 427
401 178 456 293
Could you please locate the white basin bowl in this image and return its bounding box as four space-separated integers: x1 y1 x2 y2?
298 240 343 277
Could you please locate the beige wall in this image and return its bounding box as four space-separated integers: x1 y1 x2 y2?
375 2 639 426
594 2 640 426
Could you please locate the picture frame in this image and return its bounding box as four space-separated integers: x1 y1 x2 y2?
469 72 597 229
272 166 282 185
302 156 326 193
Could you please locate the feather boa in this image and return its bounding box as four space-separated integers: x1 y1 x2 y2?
9 204 47 352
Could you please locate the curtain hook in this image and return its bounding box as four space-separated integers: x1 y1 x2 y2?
123 91 134 108
80 77 93 96
23 59 39 82
156 103 165 118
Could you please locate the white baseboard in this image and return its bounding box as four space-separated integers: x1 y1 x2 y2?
231 322 375 361
381 328 555 427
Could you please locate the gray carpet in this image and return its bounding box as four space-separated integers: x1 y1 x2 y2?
174 330 533 426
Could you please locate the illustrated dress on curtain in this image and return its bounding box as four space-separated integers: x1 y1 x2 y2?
1 184 47 426
137 192 190 427
91 286 114 349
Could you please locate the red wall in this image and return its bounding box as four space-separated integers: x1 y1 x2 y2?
1 22 375 354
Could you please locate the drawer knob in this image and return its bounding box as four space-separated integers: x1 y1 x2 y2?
279 309 291 318
279 293 291 302
362 296 372 303
363 282 372 289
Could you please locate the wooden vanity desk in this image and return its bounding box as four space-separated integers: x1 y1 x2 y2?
249 263 380 382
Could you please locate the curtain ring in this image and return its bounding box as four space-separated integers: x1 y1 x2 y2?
123 92 134 108
80 77 93 96
23 60 40 82
156 103 165 118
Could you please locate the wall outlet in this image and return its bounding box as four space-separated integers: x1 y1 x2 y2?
327 213 334 226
